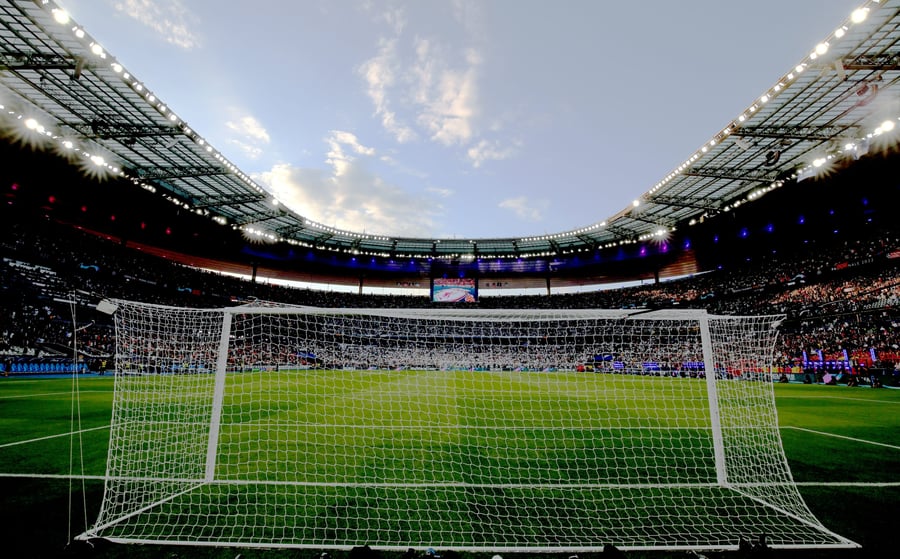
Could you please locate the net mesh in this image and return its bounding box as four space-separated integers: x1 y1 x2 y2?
83 302 854 550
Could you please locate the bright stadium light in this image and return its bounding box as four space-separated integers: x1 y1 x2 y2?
51 9 70 24
851 8 868 24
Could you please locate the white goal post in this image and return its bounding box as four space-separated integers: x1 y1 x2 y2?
79 301 858 551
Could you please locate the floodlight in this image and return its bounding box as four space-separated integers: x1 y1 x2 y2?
51 9 69 24
851 8 868 24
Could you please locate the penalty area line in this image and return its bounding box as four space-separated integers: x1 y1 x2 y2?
0 472 105 480
0 424 110 449
795 481 900 487
782 425 900 450
0 390 112 400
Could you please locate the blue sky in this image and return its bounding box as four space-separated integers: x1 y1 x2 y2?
56 0 856 240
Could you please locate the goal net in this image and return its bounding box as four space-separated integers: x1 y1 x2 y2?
80 301 856 551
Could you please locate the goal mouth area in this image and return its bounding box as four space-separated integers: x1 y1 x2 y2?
84 303 856 550
79 480 858 550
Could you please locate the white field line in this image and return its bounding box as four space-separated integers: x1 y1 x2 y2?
0 473 106 480
221 423 706 430
795 481 900 487
782 425 900 450
777 394 900 405
0 473 898 490
0 390 111 400
0 424 110 449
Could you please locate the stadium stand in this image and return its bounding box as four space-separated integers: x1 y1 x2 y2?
2 202 899 385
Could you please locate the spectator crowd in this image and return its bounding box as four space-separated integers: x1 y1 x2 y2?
2 215 899 383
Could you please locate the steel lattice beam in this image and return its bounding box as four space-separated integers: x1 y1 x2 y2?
683 166 778 183
575 234 598 246
547 239 560 253
0 52 81 72
232 213 283 227
63 120 179 140
192 193 266 210
842 52 900 70
133 165 229 180
273 223 313 238
645 195 723 212
601 222 637 240
627 212 678 229
736 125 858 141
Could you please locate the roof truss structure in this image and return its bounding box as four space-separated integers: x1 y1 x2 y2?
1 0 899 259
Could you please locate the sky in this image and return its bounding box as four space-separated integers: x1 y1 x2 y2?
54 0 858 240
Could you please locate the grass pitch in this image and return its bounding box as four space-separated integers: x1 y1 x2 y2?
0 374 898 558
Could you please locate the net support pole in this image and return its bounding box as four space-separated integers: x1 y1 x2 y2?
699 313 728 486
205 310 232 482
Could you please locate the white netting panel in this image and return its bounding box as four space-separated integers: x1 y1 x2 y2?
82 303 853 550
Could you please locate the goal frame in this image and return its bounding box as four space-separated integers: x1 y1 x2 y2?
79 302 859 551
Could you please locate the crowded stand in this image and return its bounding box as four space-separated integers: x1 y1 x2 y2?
2 210 899 386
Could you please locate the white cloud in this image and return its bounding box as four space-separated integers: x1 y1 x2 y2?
227 139 263 160
467 138 517 168
258 157 440 238
499 196 548 222
330 130 375 156
225 114 271 144
360 8 486 150
414 46 480 146
425 186 454 198
359 38 417 143
112 0 200 50
253 130 440 236
324 130 375 178
221 110 270 160
378 6 407 35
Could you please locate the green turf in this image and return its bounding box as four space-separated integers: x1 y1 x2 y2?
0 375 898 558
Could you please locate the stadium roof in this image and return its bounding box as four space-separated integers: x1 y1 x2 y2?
1 0 899 259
